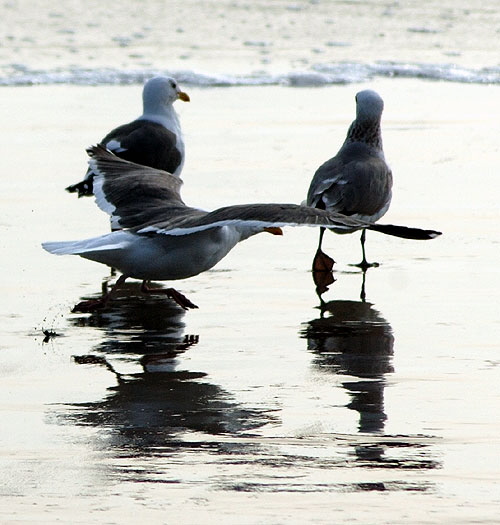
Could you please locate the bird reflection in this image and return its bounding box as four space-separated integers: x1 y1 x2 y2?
57 281 275 452
303 298 394 434
66 353 273 450
302 293 439 470
69 280 191 354
313 265 368 304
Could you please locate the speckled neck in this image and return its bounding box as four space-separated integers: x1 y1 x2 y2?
345 119 383 151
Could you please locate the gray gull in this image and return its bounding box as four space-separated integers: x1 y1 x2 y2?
66 76 190 197
44 145 441 311
307 89 392 273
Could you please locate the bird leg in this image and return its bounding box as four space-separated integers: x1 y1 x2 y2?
312 227 335 296
141 281 199 310
312 228 335 273
313 249 335 273
353 229 379 269
72 274 128 313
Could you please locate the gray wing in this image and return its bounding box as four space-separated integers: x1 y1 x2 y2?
88 144 187 229
307 155 346 209
139 203 368 236
86 145 438 242
307 142 393 218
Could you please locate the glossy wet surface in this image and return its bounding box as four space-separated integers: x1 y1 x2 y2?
1 81 499 523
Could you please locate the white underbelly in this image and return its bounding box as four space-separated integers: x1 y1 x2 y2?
93 226 240 281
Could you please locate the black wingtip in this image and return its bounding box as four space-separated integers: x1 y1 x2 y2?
65 179 94 197
370 223 442 240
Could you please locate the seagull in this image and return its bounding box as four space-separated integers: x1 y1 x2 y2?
307 89 392 272
65 76 190 198
44 145 441 312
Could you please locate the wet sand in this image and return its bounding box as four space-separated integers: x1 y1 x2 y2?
1 81 500 523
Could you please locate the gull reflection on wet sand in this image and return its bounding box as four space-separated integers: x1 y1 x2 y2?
48 278 439 493
305 298 394 433
55 282 275 457
302 276 440 472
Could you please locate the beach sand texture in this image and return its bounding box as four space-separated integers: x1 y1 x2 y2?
1 1 500 523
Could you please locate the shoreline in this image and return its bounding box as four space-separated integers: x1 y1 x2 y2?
1 1 500 83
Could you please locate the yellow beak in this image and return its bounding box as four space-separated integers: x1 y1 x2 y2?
177 91 190 102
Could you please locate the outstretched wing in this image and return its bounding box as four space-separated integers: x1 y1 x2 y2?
87 144 187 229
140 203 441 240
140 203 372 236
87 145 441 241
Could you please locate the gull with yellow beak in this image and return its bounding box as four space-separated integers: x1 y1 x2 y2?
66 76 190 197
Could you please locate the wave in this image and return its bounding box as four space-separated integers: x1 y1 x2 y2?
1 61 499 87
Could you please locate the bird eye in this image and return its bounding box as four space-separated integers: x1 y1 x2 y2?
170 80 177 88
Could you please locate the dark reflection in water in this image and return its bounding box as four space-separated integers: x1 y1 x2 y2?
69 281 191 355
49 281 439 492
304 298 394 434
302 288 440 471
54 282 276 453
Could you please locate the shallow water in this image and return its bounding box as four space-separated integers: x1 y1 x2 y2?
1 0 500 85
1 80 499 523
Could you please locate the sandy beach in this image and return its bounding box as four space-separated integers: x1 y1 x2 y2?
1 79 499 523
1 0 500 523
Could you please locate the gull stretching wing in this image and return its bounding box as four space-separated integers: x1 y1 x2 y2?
44 145 440 310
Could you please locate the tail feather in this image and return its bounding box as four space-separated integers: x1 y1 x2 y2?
42 232 130 256
42 240 83 255
369 223 442 240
